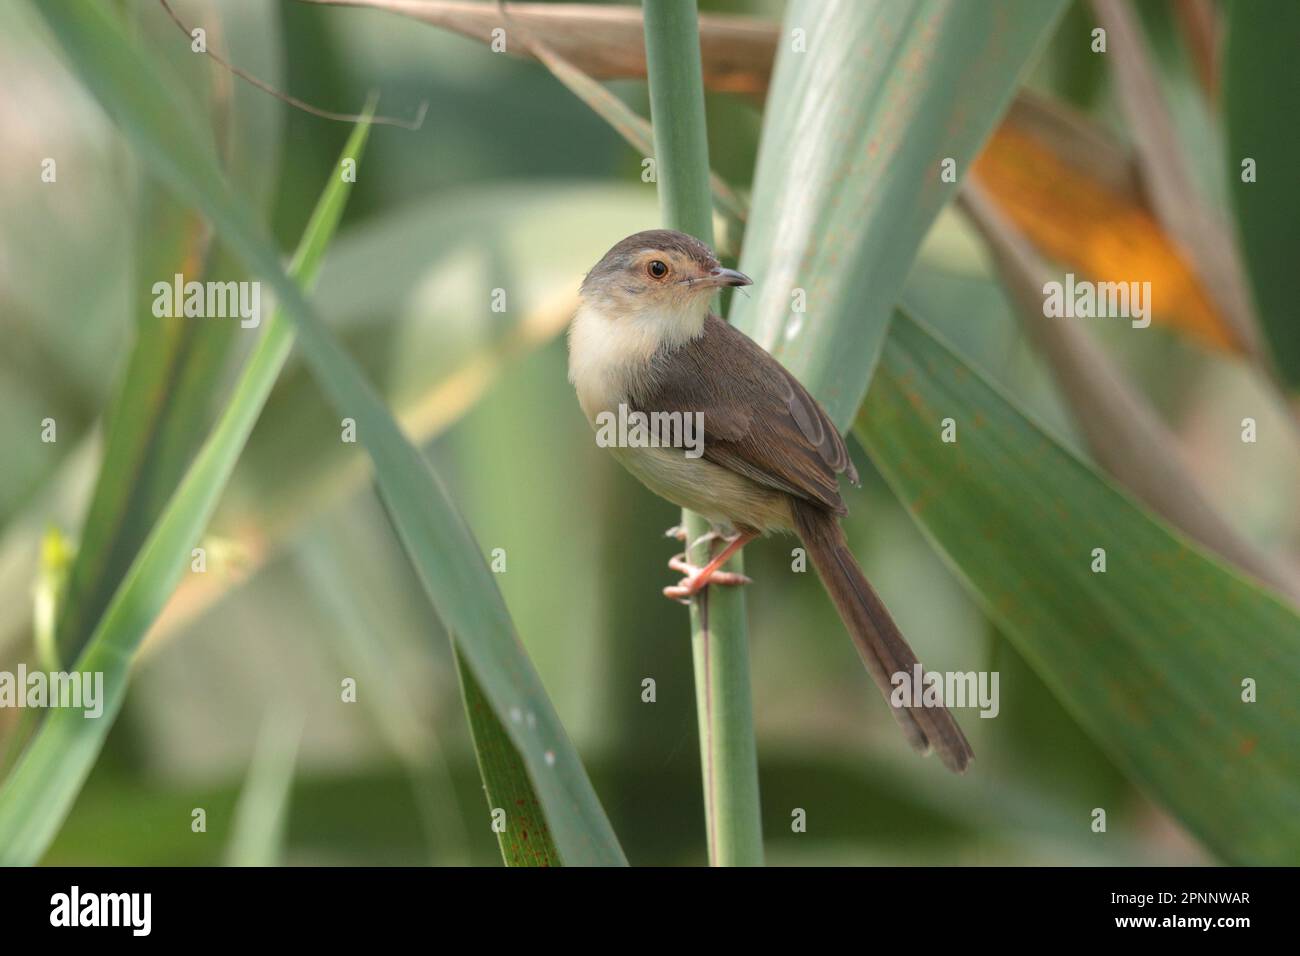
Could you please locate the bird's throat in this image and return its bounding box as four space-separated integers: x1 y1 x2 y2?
567 299 708 423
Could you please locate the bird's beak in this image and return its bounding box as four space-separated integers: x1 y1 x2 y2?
697 267 752 289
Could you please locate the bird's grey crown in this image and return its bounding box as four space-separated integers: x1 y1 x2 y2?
581 229 720 293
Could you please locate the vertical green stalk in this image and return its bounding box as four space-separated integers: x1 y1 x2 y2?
642 0 763 866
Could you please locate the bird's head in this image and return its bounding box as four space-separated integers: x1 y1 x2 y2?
578 229 751 322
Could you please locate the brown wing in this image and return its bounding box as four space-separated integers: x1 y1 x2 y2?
629 314 858 515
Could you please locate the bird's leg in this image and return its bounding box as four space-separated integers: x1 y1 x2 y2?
663 530 756 604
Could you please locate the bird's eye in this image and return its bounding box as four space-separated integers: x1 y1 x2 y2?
647 259 669 279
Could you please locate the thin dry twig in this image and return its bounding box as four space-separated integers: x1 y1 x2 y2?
158 0 427 130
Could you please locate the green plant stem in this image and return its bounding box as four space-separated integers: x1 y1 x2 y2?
642 0 763 867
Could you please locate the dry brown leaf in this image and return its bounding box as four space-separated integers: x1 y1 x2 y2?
973 96 1241 352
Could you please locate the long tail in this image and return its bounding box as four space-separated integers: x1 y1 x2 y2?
792 500 974 773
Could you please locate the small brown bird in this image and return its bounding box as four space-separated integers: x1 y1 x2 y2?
569 229 972 772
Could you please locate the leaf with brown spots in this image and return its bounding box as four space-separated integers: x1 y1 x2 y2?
456 648 562 867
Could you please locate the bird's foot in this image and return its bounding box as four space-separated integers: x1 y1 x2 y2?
664 525 728 553
663 553 752 604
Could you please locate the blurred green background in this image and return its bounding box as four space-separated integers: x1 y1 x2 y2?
0 0 1295 865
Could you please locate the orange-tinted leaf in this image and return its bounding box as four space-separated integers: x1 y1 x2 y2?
973 120 1241 352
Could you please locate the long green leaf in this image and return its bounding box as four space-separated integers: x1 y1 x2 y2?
1223 0 1300 386
858 311 1300 865
54 188 232 666
455 648 563 866
732 0 1068 428
25 0 625 866
53 1 275 662
0 107 371 865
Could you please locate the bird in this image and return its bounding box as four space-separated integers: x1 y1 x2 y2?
568 229 973 773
